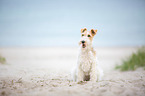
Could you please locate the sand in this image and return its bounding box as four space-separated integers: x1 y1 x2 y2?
0 47 145 96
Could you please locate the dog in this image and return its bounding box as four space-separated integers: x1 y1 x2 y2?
71 28 103 82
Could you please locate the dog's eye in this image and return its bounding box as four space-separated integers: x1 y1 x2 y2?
82 34 84 36
88 35 91 37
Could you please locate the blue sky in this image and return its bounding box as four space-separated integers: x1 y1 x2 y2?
0 0 145 46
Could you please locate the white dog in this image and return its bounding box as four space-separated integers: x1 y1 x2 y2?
71 28 103 82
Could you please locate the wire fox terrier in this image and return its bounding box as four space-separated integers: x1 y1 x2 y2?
72 28 103 82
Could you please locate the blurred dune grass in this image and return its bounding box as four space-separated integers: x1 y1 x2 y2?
116 47 145 71
0 55 6 64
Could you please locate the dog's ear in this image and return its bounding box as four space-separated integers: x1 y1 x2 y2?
90 29 97 36
81 28 87 33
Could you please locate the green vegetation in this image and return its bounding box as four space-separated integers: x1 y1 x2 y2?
0 55 6 64
115 47 145 71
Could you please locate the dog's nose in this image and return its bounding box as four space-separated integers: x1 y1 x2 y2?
81 40 85 43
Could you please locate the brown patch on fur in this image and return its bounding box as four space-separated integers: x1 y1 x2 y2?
90 29 97 36
88 32 94 41
81 28 87 33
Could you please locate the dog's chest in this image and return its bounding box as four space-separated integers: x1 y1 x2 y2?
79 51 94 73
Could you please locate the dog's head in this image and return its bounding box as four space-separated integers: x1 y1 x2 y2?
79 28 97 49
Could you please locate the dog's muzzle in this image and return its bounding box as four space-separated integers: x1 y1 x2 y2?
81 40 86 48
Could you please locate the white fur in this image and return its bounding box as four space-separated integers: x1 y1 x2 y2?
71 34 103 82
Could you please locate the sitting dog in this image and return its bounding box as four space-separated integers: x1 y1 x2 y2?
72 28 103 82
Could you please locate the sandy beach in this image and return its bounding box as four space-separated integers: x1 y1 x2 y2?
0 47 145 96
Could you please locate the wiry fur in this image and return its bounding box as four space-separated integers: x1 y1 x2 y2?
71 28 103 82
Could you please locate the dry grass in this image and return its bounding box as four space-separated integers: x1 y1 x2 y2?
115 47 145 71
0 55 6 64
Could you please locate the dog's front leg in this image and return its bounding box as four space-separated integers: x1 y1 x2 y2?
77 68 84 82
90 63 97 82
